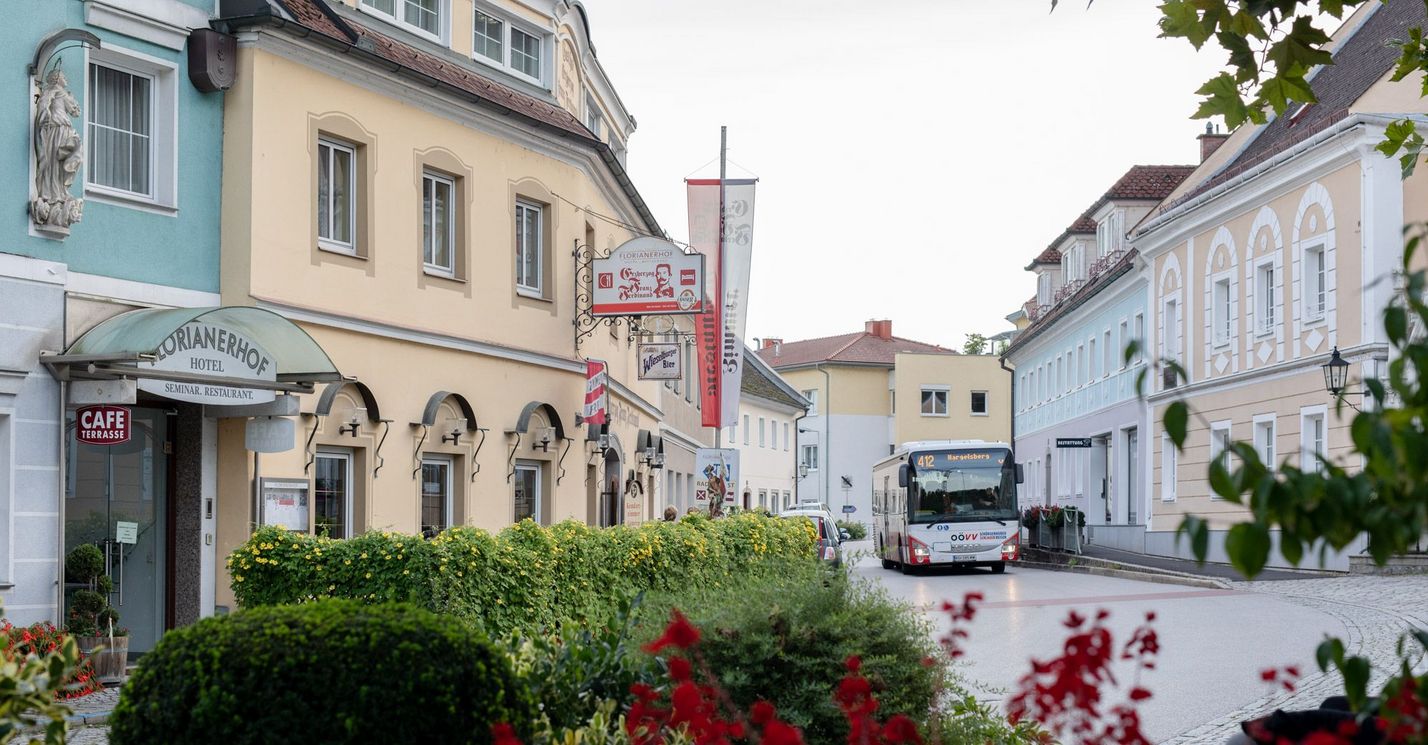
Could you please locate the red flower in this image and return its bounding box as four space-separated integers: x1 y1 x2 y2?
750 700 777 726
880 714 923 744
1128 687 1152 702
761 720 804 745
667 655 693 682
490 723 522 745
644 609 701 653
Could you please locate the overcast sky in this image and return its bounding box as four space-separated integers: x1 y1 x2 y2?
581 0 1229 350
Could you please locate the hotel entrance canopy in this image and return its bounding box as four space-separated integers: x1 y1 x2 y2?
43 306 344 397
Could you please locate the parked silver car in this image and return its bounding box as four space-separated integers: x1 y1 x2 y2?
779 508 847 565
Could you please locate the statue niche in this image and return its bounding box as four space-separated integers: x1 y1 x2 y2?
30 67 85 237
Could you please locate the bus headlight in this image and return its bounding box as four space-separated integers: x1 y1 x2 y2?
908 536 931 565
1000 534 1020 561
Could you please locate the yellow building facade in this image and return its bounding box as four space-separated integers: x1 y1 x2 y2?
210 0 710 609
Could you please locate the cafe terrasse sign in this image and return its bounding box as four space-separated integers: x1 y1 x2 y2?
137 321 277 405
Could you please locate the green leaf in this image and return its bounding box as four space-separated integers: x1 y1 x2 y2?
1193 72 1254 128
1165 401 1190 450
1218 31 1259 84
1208 458 1237 500
1387 305 1409 345
1259 73 1317 114
1224 522 1270 578
1158 0 1216 49
1279 531 1303 566
1266 16 1333 74
1177 515 1210 562
1340 655 1371 709
1316 637 1345 673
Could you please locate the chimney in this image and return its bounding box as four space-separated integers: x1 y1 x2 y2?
865 319 893 340
1198 122 1229 163
761 337 783 355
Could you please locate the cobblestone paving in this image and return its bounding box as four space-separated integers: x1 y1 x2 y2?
1162 575 1428 744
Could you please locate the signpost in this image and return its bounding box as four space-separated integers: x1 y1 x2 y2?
842 505 856 514
591 237 705 317
75 405 131 445
693 448 739 506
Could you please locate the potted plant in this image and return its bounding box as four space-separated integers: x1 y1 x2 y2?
1021 507 1042 547
64 544 128 684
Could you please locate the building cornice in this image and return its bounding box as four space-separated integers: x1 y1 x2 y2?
1145 342 1389 404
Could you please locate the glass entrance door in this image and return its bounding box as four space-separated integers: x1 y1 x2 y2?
67 407 168 655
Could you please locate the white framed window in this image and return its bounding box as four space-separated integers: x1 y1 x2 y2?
759 417 766 448
1118 320 1129 369
317 138 356 253
1210 421 1232 499
1133 313 1145 365
422 171 456 275
1304 243 1327 321
743 414 750 445
362 0 444 41
802 389 819 416
770 420 777 450
970 390 988 415
85 47 177 209
585 95 604 139
1255 261 1279 334
1088 337 1098 380
1103 330 1112 377
1254 414 1277 471
1213 277 1232 345
1162 298 1181 367
1160 432 1176 502
420 455 453 534
1300 406 1327 473
921 387 948 416
783 423 790 451
801 444 819 471
472 10 503 62
470 5 547 85
513 461 542 523
1037 273 1053 306
314 449 354 538
1097 211 1122 257
515 200 543 295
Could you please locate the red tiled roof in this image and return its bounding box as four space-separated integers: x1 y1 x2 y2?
757 331 953 369
269 0 593 140
1028 166 1193 269
1155 1 1427 216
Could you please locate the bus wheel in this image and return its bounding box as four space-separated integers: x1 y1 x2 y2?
992 561 1007 574
881 558 897 570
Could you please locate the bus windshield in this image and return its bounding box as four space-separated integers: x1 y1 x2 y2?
907 448 1017 524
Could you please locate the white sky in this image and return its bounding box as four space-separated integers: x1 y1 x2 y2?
581 0 1229 349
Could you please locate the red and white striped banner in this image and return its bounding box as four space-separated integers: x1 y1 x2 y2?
583 359 608 425
687 178 756 428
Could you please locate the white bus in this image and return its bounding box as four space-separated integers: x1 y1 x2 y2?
871 440 1022 574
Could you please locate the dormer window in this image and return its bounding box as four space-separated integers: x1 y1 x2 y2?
1096 210 1123 257
362 0 444 42
472 5 548 86
1037 272 1053 306
585 95 604 139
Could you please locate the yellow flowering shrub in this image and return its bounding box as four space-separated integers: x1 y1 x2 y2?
229 513 815 637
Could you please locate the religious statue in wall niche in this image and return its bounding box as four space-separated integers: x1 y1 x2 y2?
30 67 85 237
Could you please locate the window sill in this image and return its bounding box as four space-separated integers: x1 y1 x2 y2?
424 268 464 283
318 241 363 259
516 286 549 302
1303 314 1327 326
1211 339 1231 349
1254 327 1276 339
85 187 177 216
920 413 949 418
970 412 989 417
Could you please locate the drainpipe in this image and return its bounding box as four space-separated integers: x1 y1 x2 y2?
817 364 831 508
999 355 1016 456
791 409 808 504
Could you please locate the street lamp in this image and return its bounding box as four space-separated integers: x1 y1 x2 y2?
1322 347 1350 397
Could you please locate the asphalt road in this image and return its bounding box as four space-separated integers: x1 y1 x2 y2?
846 542 1346 743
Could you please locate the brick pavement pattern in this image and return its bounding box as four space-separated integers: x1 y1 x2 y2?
1162 575 1428 744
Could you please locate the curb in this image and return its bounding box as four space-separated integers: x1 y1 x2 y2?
70 709 112 727
1016 559 1232 590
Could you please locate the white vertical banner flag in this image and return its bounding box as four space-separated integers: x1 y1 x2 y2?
717 180 756 425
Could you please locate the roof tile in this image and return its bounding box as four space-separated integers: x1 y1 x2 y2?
757 330 952 369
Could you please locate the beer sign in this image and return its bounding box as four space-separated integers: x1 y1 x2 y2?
76 405 131 445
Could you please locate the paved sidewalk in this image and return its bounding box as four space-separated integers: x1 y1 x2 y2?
1078 544 1335 582
1162 574 1428 744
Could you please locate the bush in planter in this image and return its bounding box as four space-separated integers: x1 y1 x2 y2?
1020 507 1042 529
633 562 945 743
835 519 867 540
108 600 534 745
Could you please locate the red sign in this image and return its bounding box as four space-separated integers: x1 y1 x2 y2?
76 405 131 445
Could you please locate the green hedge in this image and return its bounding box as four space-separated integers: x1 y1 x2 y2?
108 600 533 745
229 513 815 637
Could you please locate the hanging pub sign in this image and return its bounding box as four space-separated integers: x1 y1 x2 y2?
75 405 131 445
583 359 609 425
636 342 681 381
137 320 277 405
591 237 705 316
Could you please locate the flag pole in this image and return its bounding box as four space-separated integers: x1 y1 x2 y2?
715 125 726 451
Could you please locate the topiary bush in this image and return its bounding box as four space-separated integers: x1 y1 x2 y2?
107 600 534 745
633 563 945 743
229 512 816 637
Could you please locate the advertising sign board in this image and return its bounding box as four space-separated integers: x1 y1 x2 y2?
1055 438 1093 448
76 405 131 445
694 448 739 505
591 237 705 316
260 478 310 531
636 342 681 381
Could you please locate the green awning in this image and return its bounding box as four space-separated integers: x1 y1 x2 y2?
56 306 342 383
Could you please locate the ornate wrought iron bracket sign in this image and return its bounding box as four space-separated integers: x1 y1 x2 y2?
573 241 698 353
